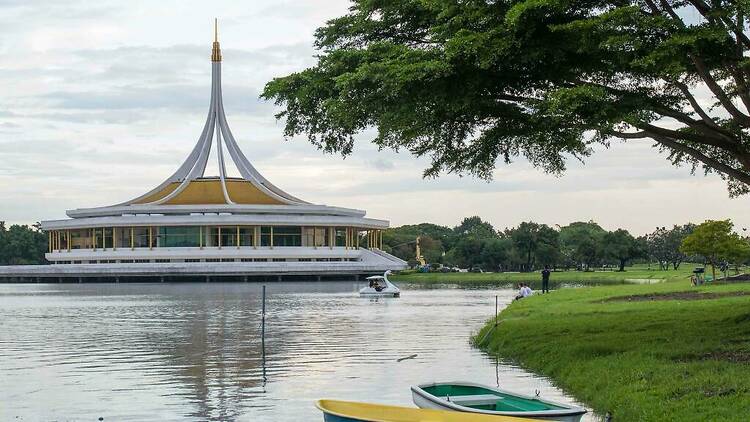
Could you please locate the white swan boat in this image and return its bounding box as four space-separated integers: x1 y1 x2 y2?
359 270 400 297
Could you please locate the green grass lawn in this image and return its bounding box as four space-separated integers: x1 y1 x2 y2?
474 280 750 421
391 264 698 287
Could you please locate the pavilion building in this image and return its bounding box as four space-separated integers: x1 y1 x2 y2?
0 22 405 282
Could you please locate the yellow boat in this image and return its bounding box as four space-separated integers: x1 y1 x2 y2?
316 400 538 422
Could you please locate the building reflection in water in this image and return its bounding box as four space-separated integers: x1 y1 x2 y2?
0 282 591 421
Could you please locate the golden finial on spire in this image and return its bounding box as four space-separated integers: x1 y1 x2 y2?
211 18 222 62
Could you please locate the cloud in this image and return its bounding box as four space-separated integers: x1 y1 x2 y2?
41 84 270 114
0 0 748 236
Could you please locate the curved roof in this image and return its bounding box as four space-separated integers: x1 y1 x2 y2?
118 22 307 208
134 178 285 206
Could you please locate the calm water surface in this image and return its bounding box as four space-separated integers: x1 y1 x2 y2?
0 282 593 421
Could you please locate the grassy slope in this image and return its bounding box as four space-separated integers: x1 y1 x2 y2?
391 264 695 286
474 281 750 421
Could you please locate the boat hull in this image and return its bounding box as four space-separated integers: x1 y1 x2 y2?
359 291 400 297
317 399 537 422
322 413 364 422
411 383 586 422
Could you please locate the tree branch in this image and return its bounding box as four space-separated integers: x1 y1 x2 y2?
686 0 750 49
608 130 650 139
651 104 738 142
573 78 739 142
648 0 750 125
650 135 750 185
636 122 738 150
657 0 682 23
691 56 750 126
727 64 750 112
673 81 723 129
610 129 750 173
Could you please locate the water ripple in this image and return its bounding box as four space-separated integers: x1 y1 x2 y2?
0 282 592 421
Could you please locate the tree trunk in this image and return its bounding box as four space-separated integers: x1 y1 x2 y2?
619 259 626 272
711 261 716 282
526 249 532 273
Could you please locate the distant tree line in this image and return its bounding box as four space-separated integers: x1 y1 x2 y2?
1 218 747 272
383 217 750 272
0 222 48 265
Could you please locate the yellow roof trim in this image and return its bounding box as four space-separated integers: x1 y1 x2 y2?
134 179 284 205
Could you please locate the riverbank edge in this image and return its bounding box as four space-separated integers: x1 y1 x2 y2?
471 281 750 421
390 266 697 286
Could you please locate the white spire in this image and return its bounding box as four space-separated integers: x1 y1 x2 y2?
123 21 307 206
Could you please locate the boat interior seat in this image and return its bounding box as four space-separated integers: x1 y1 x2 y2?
449 394 502 406
494 397 554 412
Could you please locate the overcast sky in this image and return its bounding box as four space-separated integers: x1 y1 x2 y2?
0 0 748 235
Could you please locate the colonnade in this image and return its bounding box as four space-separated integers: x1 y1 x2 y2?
47 226 386 253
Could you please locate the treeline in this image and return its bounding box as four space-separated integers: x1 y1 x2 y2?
0 222 48 265
383 217 750 272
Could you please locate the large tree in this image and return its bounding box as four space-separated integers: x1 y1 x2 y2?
680 219 749 280
0 222 48 265
263 0 750 195
602 228 641 271
559 221 606 270
453 216 497 238
480 237 516 272
647 223 696 269
508 221 559 271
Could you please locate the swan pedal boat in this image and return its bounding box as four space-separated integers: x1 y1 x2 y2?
411 382 587 422
359 270 400 297
316 399 537 422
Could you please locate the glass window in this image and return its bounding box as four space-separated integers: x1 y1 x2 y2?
272 226 301 247
70 229 91 250
303 227 329 247
335 228 347 247
239 227 255 247
133 227 150 248
115 227 131 249
219 226 237 247
93 228 104 249
208 227 220 247
260 226 272 247
203 226 217 247
157 226 201 247
103 227 113 249
58 231 69 251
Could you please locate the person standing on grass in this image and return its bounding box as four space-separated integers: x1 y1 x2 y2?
541 265 551 293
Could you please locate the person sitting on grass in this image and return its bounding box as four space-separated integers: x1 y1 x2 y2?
522 283 533 297
514 283 525 301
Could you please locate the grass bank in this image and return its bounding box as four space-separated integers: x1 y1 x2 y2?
391 264 695 287
473 280 750 421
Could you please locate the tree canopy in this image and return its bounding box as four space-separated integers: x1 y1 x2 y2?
602 228 641 271
646 223 696 269
0 222 48 265
508 222 559 271
263 0 750 196
680 219 750 279
559 221 607 270
379 217 690 272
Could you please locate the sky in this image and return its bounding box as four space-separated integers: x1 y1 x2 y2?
0 0 748 236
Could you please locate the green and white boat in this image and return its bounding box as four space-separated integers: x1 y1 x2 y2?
411 381 587 422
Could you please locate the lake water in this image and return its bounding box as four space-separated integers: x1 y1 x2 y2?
0 282 593 421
